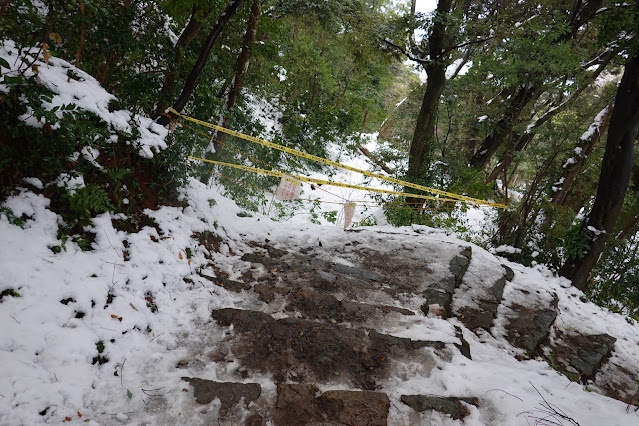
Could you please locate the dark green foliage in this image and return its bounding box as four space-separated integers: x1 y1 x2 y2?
589 235 639 321
0 289 21 302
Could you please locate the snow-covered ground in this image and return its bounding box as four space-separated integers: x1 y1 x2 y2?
2 179 639 425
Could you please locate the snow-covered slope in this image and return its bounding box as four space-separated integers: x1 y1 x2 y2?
1 179 639 425
2 39 639 426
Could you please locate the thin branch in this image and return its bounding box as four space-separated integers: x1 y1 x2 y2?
441 36 494 56
380 38 429 64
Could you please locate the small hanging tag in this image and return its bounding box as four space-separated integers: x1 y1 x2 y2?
275 175 301 200
343 202 356 229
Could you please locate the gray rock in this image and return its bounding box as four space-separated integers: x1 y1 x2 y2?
331 263 385 282
401 395 478 420
181 377 261 408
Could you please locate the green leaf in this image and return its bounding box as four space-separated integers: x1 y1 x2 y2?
3 75 22 85
0 57 10 70
127 389 132 399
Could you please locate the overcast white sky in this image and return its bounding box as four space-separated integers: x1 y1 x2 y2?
415 0 437 13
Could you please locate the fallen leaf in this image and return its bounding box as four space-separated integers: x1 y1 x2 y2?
130 303 138 311
65 417 72 422
32 64 39 73
187 259 191 266
118 317 122 322
49 32 62 44
42 42 51 65
182 388 189 392
110 314 118 319
67 76 71 83
270 268 277 273
178 252 183 260
77 411 82 418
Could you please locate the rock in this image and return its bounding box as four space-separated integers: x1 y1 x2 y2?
320 390 390 426
254 283 290 302
378 305 414 316
241 253 290 272
449 251 471 285
456 306 494 330
400 395 478 420
502 264 514 281
331 263 385 282
245 413 265 426
181 378 261 408
505 294 558 355
210 308 443 389
547 330 616 381
199 273 251 293
273 384 390 426
454 325 472 360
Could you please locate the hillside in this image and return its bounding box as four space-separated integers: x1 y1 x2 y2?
2 10 639 424
2 174 639 425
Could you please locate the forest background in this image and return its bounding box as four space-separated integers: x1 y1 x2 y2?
1 0 639 320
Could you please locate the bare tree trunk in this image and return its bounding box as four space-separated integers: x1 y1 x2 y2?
551 103 613 207
468 84 537 169
152 4 213 119
211 0 261 154
560 52 639 291
75 0 86 63
157 0 244 126
405 0 453 207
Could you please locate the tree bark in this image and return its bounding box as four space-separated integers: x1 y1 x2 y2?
157 0 244 126
560 51 639 291
405 0 453 207
468 0 605 170
153 4 213 119
550 103 613 207
468 84 537 169
210 0 261 153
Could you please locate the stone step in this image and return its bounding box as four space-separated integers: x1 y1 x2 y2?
451 255 513 330
241 241 472 313
400 394 479 420
210 308 450 390
255 285 416 330
274 384 390 426
501 292 559 357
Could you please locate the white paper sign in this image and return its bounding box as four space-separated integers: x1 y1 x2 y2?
275 175 301 200
343 202 356 229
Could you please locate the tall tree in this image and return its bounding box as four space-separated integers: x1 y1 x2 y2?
560 51 639 290
157 0 244 125
208 0 261 154
153 2 214 119
468 0 606 170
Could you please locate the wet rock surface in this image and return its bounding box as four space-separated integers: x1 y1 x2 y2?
211 308 445 389
546 330 617 381
504 294 559 355
273 384 390 426
400 394 478 420
181 377 261 408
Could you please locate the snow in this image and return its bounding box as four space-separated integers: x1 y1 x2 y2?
0 40 168 159
580 105 609 141
477 115 488 122
2 37 639 426
3 175 639 424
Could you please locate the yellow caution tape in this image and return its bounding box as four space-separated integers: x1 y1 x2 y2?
188 156 462 203
174 108 507 209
